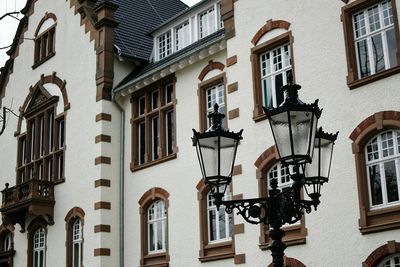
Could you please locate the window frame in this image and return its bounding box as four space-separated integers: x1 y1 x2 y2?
251 31 295 122
175 20 191 51
157 30 172 60
147 200 167 254
139 188 170 267
17 86 66 185
341 0 400 89
350 111 400 234
196 180 235 262
198 73 227 132
0 226 15 267
130 76 177 171
255 146 307 248
65 207 85 267
27 218 48 267
33 24 56 69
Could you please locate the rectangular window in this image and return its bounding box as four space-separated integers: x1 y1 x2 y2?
175 21 190 51
158 31 172 60
199 74 227 131
251 32 294 121
206 83 225 128
131 78 176 170
199 7 217 38
33 26 56 67
260 43 292 109
342 0 400 88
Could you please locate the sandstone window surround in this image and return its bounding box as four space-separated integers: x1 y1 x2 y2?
341 0 400 89
251 31 295 122
17 86 66 184
139 188 170 267
33 13 57 69
255 146 307 248
198 73 227 132
130 75 177 171
196 181 235 262
65 207 85 267
350 111 400 234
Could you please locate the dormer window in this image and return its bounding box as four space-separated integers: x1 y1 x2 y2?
33 13 57 68
199 6 217 38
158 31 172 60
154 1 223 61
175 21 190 51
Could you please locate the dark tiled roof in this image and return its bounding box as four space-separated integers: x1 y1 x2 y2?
110 0 188 61
114 29 225 93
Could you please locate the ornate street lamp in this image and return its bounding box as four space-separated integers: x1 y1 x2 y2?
192 103 243 203
192 78 338 267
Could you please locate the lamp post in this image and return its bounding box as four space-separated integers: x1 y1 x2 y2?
192 78 338 267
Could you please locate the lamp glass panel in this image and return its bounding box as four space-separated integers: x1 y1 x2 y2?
306 137 334 180
219 136 239 178
197 136 219 180
269 111 292 160
289 110 317 163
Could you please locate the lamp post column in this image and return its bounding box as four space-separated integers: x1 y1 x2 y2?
268 179 286 267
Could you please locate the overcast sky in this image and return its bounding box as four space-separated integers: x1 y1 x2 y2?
0 0 201 67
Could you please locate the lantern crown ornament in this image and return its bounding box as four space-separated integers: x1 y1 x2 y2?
192 104 243 203
263 75 322 166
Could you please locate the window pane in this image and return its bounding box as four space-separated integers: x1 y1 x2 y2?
371 34 385 73
218 209 226 239
166 111 174 155
152 117 159 160
384 160 399 202
382 0 394 26
353 12 366 38
357 39 371 78
58 119 65 148
369 165 383 205
149 223 155 251
386 28 398 68
73 243 80 267
156 221 163 250
262 77 272 108
139 97 145 115
165 84 173 103
274 73 284 106
208 210 216 241
381 131 394 157
138 122 145 164
368 5 381 32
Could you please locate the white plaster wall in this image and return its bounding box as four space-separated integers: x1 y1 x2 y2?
0 0 110 266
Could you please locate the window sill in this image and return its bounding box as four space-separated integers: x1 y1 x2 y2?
141 252 169 267
259 223 307 250
360 204 400 234
348 66 400 90
131 153 177 172
32 52 56 69
199 240 234 262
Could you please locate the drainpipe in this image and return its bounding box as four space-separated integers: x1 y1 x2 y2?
113 95 125 267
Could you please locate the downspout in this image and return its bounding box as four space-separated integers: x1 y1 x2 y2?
113 95 125 267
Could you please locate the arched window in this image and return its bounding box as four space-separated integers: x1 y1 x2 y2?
139 187 170 267
65 207 85 267
0 225 15 266
33 13 57 68
365 130 400 208
72 219 83 267
196 180 235 262
255 146 307 249
379 253 400 267
33 227 46 267
147 200 167 253
350 111 400 234
207 187 232 243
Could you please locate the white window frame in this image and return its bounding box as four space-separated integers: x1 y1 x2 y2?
72 219 83 267
175 20 191 51
206 83 225 129
198 5 217 39
157 31 172 60
207 187 232 243
259 43 292 109
365 130 400 210
147 200 167 253
352 0 395 78
33 227 46 267
378 253 400 267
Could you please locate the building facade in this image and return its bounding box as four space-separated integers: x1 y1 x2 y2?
0 0 400 266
